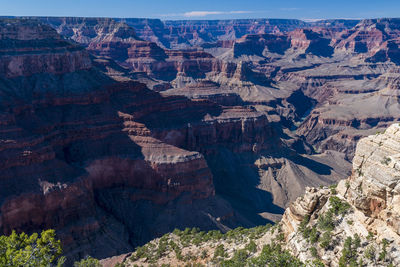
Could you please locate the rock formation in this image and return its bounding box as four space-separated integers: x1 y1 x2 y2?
119 18 358 49
280 123 400 265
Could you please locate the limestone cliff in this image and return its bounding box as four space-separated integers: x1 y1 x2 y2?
281 124 400 266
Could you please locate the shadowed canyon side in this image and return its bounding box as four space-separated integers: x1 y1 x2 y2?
118 124 400 267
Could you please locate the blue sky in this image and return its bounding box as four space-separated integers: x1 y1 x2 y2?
1 0 400 20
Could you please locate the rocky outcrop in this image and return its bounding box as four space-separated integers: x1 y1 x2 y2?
231 28 334 59
280 124 400 265
336 18 400 61
0 19 91 78
233 33 290 56
344 124 400 235
288 29 334 57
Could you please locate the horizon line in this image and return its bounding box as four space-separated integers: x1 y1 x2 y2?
1 15 396 22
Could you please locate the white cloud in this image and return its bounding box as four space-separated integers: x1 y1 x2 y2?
301 18 324 22
182 10 252 17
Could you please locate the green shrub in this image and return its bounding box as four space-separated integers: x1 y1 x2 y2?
299 215 310 234
367 231 374 241
220 249 249 266
353 234 361 249
246 240 257 253
155 237 168 259
310 247 318 258
378 238 389 261
201 249 208 259
311 259 325 267
309 226 319 244
276 232 285 242
302 227 311 239
0 229 64 267
319 231 332 250
249 244 303 267
329 184 338 195
317 210 335 231
381 156 391 165
73 256 101 267
329 196 351 216
213 244 227 260
338 236 358 267
364 245 376 261
132 245 150 260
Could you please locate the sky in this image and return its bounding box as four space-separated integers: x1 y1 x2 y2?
1 0 400 20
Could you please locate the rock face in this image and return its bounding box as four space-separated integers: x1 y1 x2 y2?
233 33 291 56
345 124 400 235
0 19 91 78
280 124 400 265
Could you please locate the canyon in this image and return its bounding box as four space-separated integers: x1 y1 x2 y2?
1 15 400 264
